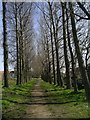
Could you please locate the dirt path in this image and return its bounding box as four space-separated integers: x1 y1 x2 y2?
24 79 52 118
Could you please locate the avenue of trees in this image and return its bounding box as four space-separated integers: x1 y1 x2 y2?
3 2 35 86
2 1 90 114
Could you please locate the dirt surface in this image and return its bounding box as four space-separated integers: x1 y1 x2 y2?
24 79 52 118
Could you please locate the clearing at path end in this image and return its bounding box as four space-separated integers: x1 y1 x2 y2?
23 79 52 118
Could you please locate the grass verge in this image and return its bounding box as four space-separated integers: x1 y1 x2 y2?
2 78 36 119
40 80 89 118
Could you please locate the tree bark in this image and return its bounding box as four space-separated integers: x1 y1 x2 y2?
50 24 56 85
47 38 52 84
48 2 63 86
15 3 19 85
20 16 24 84
66 4 78 92
3 2 9 87
61 3 71 89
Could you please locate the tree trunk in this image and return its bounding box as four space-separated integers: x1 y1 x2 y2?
48 2 63 86
66 5 78 92
87 65 90 82
47 38 52 84
50 25 56 85
3 2 9 87
19 34 22 84
15 3 19 85
61 3 71 89
20 17 24 84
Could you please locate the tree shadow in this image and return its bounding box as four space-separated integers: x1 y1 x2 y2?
3 98 77 105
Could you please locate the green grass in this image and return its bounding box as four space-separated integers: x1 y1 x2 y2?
40 80 89 118
2 79 90 118
2 78 36 119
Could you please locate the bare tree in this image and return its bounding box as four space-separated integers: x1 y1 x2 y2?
61 2 71 89
6 2 34 84
48 2 63 86
69 2 90 113
66 3 78 92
